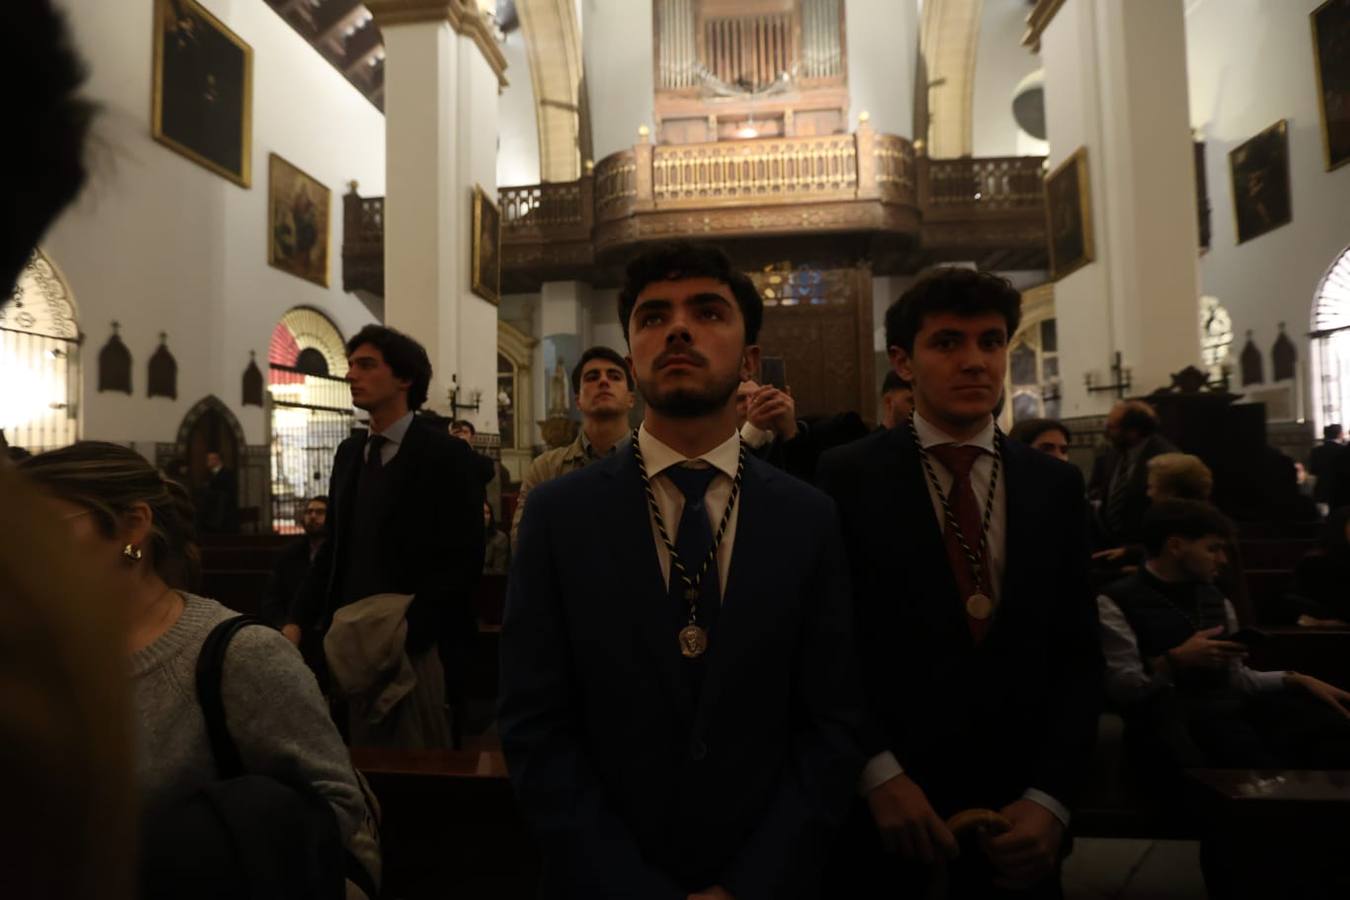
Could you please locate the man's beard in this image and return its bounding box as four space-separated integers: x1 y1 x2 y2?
638 368 741 419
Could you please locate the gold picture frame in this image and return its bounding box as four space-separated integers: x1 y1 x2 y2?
1229 120 1293 245
268 154 331 287
1044 147 1095 281
471 185 502 305
151 0 253 187
1312 0 1350 171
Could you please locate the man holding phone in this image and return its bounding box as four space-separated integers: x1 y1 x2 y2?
1098 499 1350 771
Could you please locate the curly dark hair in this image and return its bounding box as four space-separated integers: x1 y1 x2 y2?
616 242 763 345
1140 499 1233 558
884 268 1022 354
345 325 433 410
1008 417 1072 446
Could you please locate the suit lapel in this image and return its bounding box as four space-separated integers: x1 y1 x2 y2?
696 456 769 720
600 449 696 722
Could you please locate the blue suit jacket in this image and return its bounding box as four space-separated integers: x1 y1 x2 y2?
498 444 863 899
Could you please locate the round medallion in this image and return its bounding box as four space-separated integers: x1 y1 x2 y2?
966 593 994 620
678 624 708 658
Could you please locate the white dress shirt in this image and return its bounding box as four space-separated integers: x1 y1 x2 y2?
361 411 415 466
637 424 741 597
859 412 1071 827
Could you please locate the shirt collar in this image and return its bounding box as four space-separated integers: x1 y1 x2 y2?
912 410 996 454
372 410 415 446
638 422 740 480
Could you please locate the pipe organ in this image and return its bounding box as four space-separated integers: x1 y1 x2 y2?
654 0 847 144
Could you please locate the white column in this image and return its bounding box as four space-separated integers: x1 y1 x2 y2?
1040 0 1201 415
371 1 504 431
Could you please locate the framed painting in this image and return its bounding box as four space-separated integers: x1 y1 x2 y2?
1044 147 1094 281
268 154 330 287
152 0 252 187
471 185 502 305
1312 0 1350 171
1229 120 1292 245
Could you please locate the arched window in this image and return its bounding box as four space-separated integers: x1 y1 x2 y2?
0 249 80 451
267 307 353 532
1006 283 1058 423
1312 245 1350 434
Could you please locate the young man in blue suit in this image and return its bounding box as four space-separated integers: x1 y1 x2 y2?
499 242 862 900
818 269 1102 898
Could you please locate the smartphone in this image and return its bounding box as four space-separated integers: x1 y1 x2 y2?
760 357 788 391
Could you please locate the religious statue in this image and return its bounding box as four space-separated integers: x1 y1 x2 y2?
547 358 569 417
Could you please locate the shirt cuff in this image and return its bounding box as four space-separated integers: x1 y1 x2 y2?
739 421 773 449
1022 789 1071 827
858 751 903 796
1250 668 1289 693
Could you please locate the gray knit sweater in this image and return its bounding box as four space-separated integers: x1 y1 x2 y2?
131 593 364 840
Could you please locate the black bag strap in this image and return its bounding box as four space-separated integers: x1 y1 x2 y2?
195 615 265 780
195 615 383 900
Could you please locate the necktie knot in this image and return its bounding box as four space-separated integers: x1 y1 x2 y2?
664 463 719 512
927 443 985 480
366 434 388 466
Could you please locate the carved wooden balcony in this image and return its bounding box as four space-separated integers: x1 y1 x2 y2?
343 130 1048 297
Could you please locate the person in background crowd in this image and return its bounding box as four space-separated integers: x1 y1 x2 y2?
1089 400 1177 548
1 4 136 897
450 418 502 514
1098 499 1350 900
483 500 510 576
500 240 862 899
1008 418 1072 463
510 346 635 548
820 268 1102 899
285 325 485 748
879 371 914 430
1309 424 1345 512
1294 506 1350 625
195 450 239 535
19 443 370 896
260 496 328 630
737 377 868 483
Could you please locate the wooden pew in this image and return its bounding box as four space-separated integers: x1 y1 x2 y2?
1248 627 1350 687
1237 538 1317 571
350 748 537 900
1246 568 1299 625
198 534 293 616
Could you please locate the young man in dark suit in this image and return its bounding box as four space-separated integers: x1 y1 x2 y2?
818 269 1102 898
284 325 485 746
499 242 862 900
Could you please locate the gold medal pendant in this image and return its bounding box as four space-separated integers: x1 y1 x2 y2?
966 593 993 620
678 624 709 658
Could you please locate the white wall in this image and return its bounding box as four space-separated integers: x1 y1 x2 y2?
971 0 1044 157
582 0 654 160
1186 0 1350 419
46 0 383 446
498 29 541 187
846 0 918 137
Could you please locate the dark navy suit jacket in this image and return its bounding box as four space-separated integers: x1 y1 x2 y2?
498 444 864 899
817 425 1102 818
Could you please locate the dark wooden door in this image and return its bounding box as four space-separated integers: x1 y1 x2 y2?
749 264 873 420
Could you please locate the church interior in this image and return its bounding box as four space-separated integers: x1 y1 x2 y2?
6 0 1350 898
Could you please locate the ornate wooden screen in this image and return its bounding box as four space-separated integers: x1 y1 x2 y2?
748 263 873 421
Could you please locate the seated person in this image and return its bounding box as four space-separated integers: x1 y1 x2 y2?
1097 499 1350 775
1008 417 1071 462
260 496 327 629
1294 506 1350 625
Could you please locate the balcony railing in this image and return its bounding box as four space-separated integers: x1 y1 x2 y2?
920 156 1046 211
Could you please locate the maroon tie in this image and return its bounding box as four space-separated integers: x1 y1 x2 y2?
926 443 993 643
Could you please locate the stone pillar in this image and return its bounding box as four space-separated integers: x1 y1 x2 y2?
368 0 506 430
1032 0 1202 416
